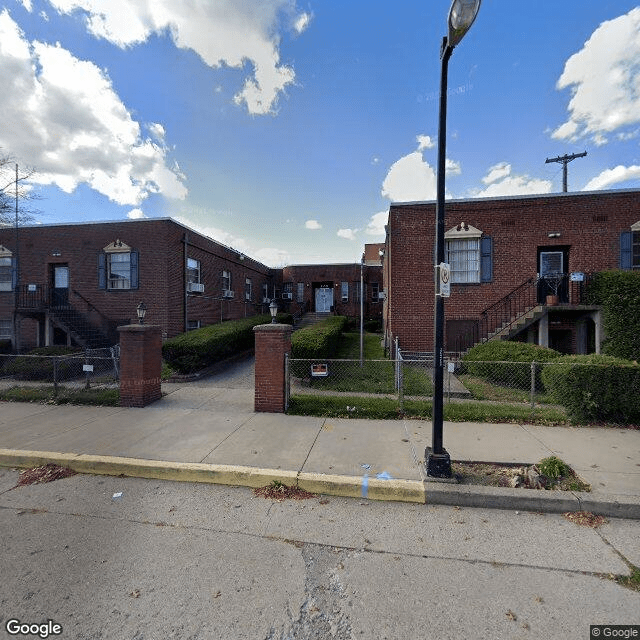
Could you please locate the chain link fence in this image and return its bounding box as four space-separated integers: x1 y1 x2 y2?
0 347 120 394
287 355 640 427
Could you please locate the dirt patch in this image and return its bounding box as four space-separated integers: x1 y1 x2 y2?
452 461 591 492
563 511 608 528
16 463 77 487
253 480 316 502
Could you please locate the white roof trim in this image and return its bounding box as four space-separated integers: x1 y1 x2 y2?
445 223 482 239
632 220 640 231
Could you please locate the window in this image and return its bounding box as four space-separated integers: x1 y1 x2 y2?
187 320 201 331
99 241 138 291
0 318 12 339
262 283 269 302
341 281 349 302
634 230 640 270
187 258 201 284
0 256 13 292
371 282 379 302
620 224 640 270
353 281 361 303
297 282 304 303
222 270 231 292
445 223 492 284
245 278 252 301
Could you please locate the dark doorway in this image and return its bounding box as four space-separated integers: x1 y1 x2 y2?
537 246 569 303
50 264 69 307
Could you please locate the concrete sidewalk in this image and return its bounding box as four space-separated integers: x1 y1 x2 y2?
0 377 639 518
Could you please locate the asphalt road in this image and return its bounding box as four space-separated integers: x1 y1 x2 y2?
0 466 638 640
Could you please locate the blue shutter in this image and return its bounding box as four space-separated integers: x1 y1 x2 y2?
11 257 17 290
620 231 632 270
98 253 106 289
130 250 139 289
480 236 493 282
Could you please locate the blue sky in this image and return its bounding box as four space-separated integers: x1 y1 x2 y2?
1 0 640 266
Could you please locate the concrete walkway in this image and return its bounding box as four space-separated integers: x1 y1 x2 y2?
1 356 639 518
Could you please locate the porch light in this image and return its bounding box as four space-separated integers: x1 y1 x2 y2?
269 300 278 323
136 301 147 324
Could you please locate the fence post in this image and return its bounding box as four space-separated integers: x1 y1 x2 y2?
530 361 536 409
284 352 290 411
53 356 58 396
84 347 91 390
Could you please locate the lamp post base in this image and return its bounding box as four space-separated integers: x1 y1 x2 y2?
425 447 452 478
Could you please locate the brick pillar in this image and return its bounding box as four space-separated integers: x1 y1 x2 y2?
254 323 293 413
118 324 162 407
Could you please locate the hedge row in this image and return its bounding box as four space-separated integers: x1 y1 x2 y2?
162 314 286 374
291 316 347 359
585 270 640 361
541 354 640 424
462 341 640 424
463 341 561 391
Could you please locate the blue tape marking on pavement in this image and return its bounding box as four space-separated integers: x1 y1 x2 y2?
362 474 369 498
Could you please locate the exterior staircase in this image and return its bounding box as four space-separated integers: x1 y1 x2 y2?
486 305 546 341
49 306 112 348
295 312 331 330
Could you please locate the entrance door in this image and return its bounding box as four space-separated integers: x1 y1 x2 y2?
51 264 69 307
537 248 569 303
315 287 333 313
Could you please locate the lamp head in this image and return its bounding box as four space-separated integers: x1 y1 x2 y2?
136 301 147 324
447 0 481 48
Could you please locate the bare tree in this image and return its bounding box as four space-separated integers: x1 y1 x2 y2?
0 151 39 227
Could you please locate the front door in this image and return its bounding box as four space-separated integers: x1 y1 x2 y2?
537 248 569 303
315 287 333 313
51 264 69 307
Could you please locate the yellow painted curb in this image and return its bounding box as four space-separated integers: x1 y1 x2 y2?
297 472 426 503
0 449 298 488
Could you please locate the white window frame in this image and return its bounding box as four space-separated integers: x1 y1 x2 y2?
445 223 482 284
108 252 131 290
297 282 304 303
187 258 201 284
222 270 231 292
0 318 12 339
245 278 252 301
341 281 349 302
0 255 12 292
371 282 379 302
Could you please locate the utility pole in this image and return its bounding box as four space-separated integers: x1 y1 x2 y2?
545 152 587 192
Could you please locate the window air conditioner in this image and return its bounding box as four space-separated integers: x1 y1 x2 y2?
282 292 293 300
188 282 205 293
262 297 270 304
223 290 235 299
377 291 386 300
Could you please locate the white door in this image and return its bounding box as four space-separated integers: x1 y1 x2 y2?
315 287 333 312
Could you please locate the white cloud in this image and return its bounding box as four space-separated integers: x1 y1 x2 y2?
305 219 322 230
446 158 461 176
552 7 640 143
337 228 358 240
293 12 312 34
482 162 512 185
0 10 187 206
474 163 552 197
381 151 437 202
47 0 307 115
417 134 435 151
127 208 146 219
365 211 387 237
583 165 640 191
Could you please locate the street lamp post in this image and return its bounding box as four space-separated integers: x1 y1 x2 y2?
426 0 481 478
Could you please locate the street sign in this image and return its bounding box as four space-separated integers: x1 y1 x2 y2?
439 263 451 297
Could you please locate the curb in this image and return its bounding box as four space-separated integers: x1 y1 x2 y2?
1 448 638 519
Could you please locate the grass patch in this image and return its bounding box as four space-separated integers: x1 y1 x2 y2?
459 375 555 404
287 394 569 425
0 385 120 406
614 566 640 592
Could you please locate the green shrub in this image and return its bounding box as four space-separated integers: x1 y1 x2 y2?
162 315 271 374
291 316 347 359
585 271 640 361
541 354 640 424
3 346 81 381
537 456 571 479
462 341 561 390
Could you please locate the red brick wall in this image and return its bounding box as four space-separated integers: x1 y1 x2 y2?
281 263 383 319
254 324 292 412
0 218 273 348
118 324 162 407
385 190 640 352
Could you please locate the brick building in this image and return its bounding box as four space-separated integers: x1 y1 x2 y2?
0 218 383 351
383 189 640 355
